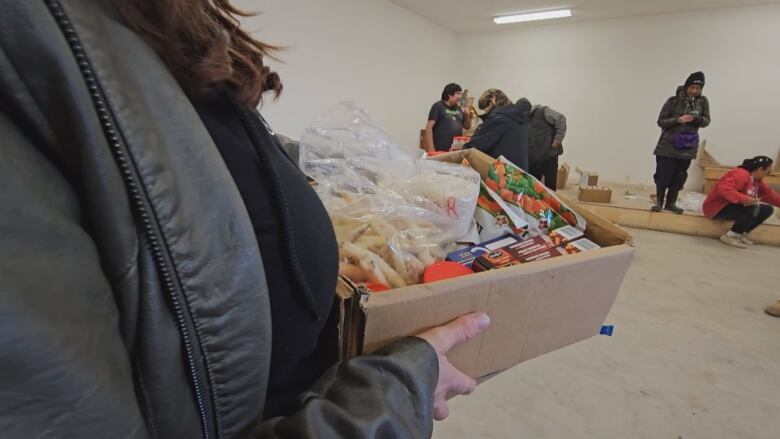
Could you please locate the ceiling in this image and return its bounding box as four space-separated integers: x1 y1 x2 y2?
389 0 780 33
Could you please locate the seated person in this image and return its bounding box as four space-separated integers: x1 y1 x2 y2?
703 156 780 248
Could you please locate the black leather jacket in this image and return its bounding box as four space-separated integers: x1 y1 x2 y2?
0 1 437 437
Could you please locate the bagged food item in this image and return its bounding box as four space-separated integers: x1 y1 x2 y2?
676 192 706 213
299 103 481 287
475 182 529 242
484 158 586 237
331 202 447 288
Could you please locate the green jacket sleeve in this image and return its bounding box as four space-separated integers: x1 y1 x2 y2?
657 97 679 129
695 97 711 128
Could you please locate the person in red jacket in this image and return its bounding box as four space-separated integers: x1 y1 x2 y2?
703 156 780 248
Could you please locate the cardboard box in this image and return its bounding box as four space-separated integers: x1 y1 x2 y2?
447 234 522 267
556 163 571 190
579 187 613 204
575 167 599 187
336 149 634 380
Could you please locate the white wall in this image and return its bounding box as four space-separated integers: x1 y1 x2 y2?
236 0 458 149
458 4 780 189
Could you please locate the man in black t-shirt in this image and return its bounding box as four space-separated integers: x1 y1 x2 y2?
424 83 471 152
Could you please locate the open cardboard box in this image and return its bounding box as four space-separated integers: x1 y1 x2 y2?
575 167 600 187
336 149 634 380
579 186 614 204
557 163 571 190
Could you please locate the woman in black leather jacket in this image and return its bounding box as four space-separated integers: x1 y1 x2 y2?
0 1 488 437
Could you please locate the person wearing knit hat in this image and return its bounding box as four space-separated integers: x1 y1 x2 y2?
684 71 706 88
651 71 711 213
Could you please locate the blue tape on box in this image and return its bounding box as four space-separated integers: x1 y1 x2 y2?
600 325 614 337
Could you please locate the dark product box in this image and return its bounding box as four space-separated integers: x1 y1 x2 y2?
472 235 558 271
519 247 566 263
472 248 522 272
446 234 522 267
509 235 555 258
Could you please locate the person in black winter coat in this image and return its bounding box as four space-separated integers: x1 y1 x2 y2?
465 89 529 170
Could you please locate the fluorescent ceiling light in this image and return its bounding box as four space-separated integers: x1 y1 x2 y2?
494 9 573 24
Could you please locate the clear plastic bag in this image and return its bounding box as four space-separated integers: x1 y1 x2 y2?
300 102 481 288
676 192 707 214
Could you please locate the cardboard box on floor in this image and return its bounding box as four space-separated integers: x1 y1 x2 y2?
575 167 599 187
579 187 613 203
336 149 634 380
557 163 571 190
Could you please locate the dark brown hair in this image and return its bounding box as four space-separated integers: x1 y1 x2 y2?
740 156 774 172
113 0 282 107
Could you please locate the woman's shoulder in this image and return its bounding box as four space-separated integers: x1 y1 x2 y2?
725 167 750 181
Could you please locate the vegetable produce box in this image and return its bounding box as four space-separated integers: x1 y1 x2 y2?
335 149 634 380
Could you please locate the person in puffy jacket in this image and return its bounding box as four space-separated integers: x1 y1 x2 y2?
703 156 780 248
465 89 529 170
0 1 489 438
652 71 711 213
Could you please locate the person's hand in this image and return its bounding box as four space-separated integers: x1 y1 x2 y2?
416 313 491 421
678 115 695 123
551 140 562 149
745 198 760 206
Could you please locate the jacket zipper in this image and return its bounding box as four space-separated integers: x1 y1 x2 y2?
44 2 213 437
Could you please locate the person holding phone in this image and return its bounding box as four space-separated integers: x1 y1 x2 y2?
652 72 711 213
703 156 780 248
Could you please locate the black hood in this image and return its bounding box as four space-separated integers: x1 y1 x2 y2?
515 98 532 114
489 103 525 123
